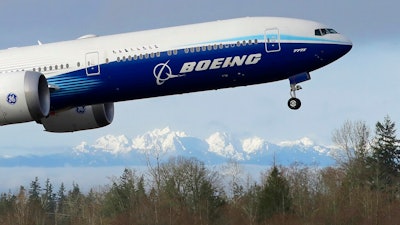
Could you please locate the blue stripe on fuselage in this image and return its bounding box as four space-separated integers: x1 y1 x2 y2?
184 34 347 48
48 42 351 110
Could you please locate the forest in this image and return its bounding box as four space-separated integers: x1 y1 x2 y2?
0 116 400 225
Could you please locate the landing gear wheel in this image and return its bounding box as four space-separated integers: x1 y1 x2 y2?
288 97 301 110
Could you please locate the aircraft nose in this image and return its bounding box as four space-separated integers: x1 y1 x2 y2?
338 34 352 55
341 35 352 48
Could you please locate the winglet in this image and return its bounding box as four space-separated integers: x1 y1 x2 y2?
37 40 42 45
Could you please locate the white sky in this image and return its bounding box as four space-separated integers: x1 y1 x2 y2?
0 0 399 149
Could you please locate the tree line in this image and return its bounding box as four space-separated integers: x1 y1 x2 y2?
0 116 400 225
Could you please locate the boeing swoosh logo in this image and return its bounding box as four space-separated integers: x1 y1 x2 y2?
153 60 185 85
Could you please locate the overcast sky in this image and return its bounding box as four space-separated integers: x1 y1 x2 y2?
0 0 398 150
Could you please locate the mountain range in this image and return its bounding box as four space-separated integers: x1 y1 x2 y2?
0 127 339 167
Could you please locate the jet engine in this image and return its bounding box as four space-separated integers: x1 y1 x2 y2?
0 71 50 125
41 103 114 132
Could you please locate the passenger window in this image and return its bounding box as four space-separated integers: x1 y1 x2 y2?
66 64 69 69
173 50 178 55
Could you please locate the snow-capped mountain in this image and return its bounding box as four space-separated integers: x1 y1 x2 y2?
131 127 188 154
0 127 337 167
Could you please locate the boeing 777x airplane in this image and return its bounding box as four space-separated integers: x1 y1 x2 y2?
0 17 352 132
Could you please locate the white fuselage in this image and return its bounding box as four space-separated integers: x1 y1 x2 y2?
0 17 352 131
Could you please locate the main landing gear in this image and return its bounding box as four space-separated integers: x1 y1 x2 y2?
287 72 311 110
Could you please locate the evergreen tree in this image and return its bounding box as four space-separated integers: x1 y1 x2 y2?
0 191 16 219
66 183 85 224
28 177 45 224
370 116 400 189
259 165 291 221
28 177 41 203
136 175 146 199
42 178 56 213
55 183 68 225
56 182 66 212
103 168 137 217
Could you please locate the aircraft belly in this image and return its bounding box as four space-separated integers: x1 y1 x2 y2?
48 42 346 110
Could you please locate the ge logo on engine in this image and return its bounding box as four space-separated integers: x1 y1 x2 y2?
6 93 17 105
76 106 86 114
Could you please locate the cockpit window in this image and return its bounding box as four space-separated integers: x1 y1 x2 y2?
315 28 338 36
327 29 338 34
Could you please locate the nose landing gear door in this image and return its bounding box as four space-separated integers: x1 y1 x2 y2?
265 28 281 53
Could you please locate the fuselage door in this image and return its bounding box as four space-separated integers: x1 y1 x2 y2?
86 52 100 76
264 28 281 53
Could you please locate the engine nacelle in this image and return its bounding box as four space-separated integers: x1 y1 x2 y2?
0 71 50 125
41 103 114 132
